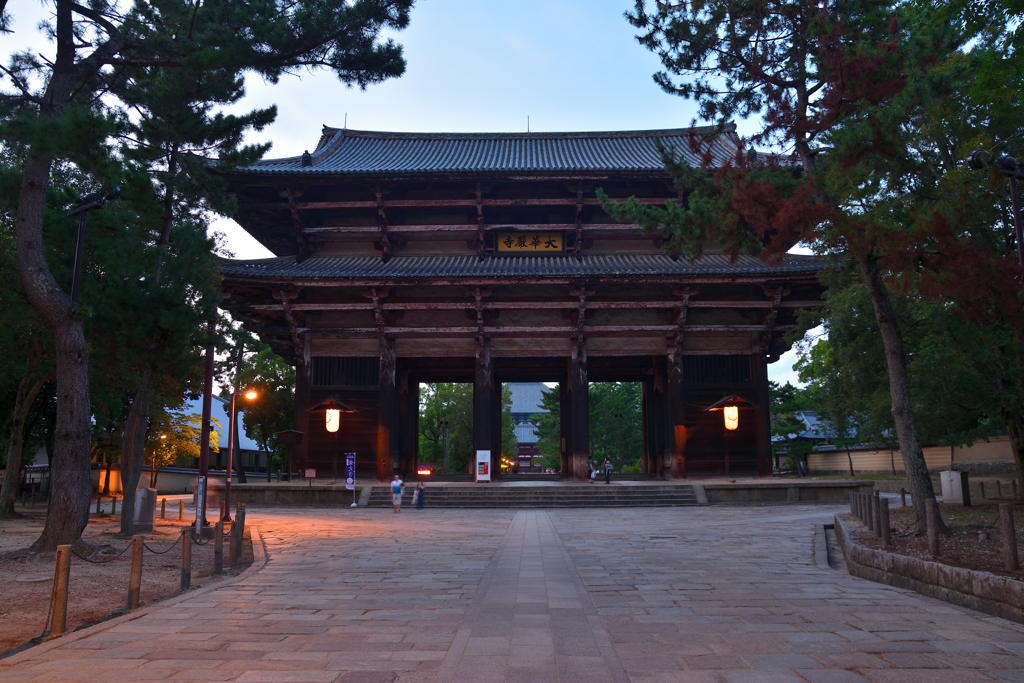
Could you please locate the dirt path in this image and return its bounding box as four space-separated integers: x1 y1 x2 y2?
0 509 251 654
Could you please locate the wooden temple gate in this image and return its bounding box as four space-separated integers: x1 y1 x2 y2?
219 127 825 481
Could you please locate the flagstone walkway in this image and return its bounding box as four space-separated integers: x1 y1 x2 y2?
3 505 1024 682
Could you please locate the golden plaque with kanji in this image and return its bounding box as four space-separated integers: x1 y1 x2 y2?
495 231 564 254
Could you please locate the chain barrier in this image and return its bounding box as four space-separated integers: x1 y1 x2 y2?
142 536 181 555
71 542 131 564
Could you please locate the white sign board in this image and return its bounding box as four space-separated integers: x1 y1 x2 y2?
475 450 491 482
304 468 316 479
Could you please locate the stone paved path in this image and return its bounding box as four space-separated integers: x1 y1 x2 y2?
3 505 1024 682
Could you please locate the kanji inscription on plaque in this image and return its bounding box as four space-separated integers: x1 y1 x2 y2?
495 231 564 254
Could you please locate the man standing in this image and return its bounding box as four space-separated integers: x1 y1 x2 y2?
604 458 612 484
391 475 404 513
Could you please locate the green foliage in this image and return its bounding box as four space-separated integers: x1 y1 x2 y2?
238 345 296 459
588 383 643 472
145 409 221 487
533 385 563 471
418 384 516 474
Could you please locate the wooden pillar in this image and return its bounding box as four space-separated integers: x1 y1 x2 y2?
559 380 570 476
641 379 651 475
651 359 666 477
666 347 687 479
408 380 420 476
377 336 396 482
568 339 589 482
753 352 772 477
293 353 311 476
491 378 502 479
474 338 494 475
397 366 412 479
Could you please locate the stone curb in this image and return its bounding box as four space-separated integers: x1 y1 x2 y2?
0 525 269 668
834 514 1024 623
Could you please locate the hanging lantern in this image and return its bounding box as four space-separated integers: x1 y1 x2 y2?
723 405 739 431
325 409 341 433
308 396 358 434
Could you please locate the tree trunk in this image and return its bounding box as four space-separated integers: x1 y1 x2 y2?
846 447 854 478
858 256 943 534
0 353 51 517
232 339 247 484
119 369 153 535
1002 409 1024 501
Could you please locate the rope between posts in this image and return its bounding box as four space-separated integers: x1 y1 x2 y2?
71 542 132 564
142 536 181 555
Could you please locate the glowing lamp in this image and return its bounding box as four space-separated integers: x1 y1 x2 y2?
244 390 258 400
723 405 739 431
417 468 432 475
325 409 341 433
307 395 359 433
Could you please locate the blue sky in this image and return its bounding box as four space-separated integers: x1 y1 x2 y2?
4 0 808 385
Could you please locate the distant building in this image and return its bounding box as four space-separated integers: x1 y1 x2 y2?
508 383 548 471
179 395 270 474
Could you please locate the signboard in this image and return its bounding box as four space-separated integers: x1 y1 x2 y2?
344 453 356 491
495 231 563 254
304 468 316 479
475 450 491 483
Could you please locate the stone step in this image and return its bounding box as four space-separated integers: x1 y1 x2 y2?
366 485 700 508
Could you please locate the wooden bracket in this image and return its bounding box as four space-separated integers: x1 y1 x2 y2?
475 182 486 259
758 286 785 352
375 185 393 262
285 187 313 262
275 289 303 363
572 183 584 258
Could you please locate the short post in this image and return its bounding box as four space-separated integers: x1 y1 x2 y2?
111 496 117 516
881 498 891 547
1001 503 1019 571
855 493 862 521
127 535 143 610
926 499 940 557
161 499 166 520
220 500 226 521
873 493 882 537
860 493 868 523
229 504 246 566
95 496 101 514
214 521 224 575
180 527 192 590
900 488 907 508
49 545 71 638
849 492 855 515
178 499 183 521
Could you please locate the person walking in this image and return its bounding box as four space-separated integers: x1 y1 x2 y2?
391 475 404 513
604 458 612 484
588 458 595 483
415 481 425 510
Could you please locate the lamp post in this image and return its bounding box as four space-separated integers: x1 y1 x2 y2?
223 389 258 521
66 187 120 304
968 150 1024 266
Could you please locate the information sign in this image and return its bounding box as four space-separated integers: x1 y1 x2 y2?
475 450 491 483
344 453 356 490
495 231 563 254
305 468 316 479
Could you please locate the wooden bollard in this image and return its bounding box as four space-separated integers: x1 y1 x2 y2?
926 499 940 557
161 499 166 520
849 492 855 515
214 521 224 575
1001 503 1019 571
873 493 882 537
229 504 245 566
49 545 71 638
219 500 226 521
855 493 862 521
95 496 101 514
111 496 117 516
127 535 143 610
881 498 891 547
178 499 184 521
180 527 192 590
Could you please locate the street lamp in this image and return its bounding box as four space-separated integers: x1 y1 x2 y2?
223 389 258 521
66 187 120 304
307 396 359 485
968 150 1024 265
706 394 756 477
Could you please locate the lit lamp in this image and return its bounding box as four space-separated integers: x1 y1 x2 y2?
224 389 258 521
705 394 756 477
307 396 359 482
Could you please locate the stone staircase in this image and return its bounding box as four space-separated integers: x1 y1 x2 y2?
366 484 701 508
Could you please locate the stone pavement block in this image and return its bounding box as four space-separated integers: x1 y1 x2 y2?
859 670 1000 682
724 669 810 683
796 671 871 683
234 671 340 682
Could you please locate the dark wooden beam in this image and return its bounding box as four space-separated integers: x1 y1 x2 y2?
246 197 672 211
235 299 824 313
